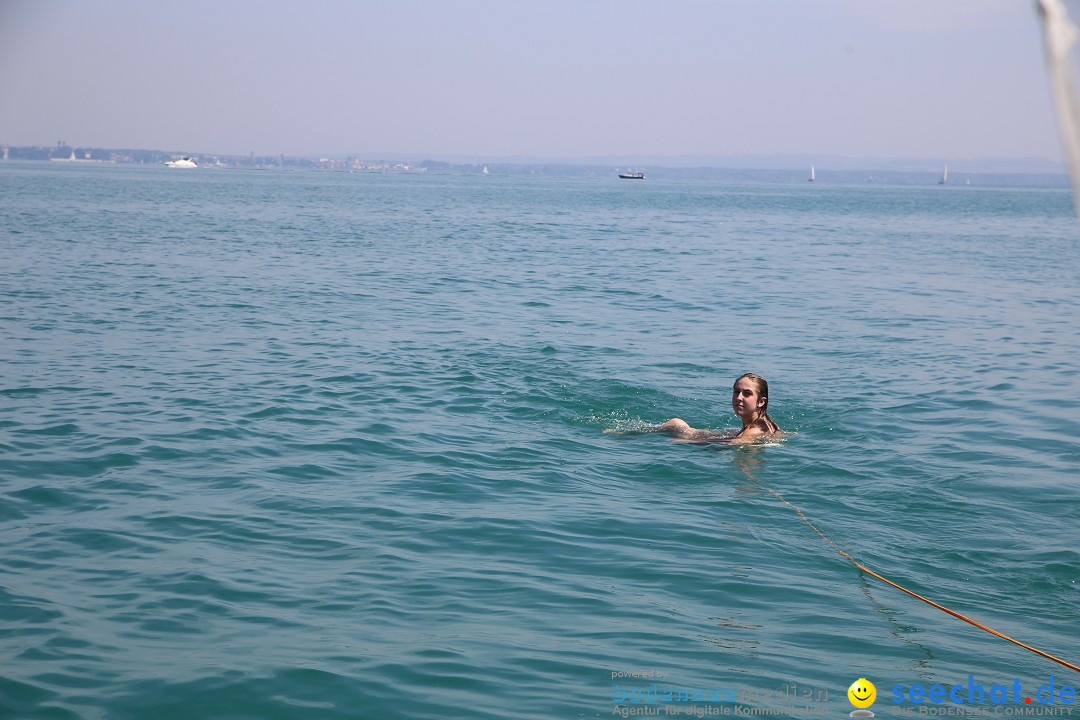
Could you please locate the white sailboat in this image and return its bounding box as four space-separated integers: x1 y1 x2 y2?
939 163 948 184
809 165 815 182
482 165 489 175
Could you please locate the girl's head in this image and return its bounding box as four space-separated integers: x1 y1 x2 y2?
732 373 769 421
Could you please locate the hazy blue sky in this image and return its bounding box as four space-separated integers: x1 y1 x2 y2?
0 0 1066 162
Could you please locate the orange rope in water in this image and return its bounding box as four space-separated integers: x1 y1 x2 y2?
762 486 1080 674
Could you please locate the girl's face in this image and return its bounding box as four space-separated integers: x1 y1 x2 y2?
732 378 765 419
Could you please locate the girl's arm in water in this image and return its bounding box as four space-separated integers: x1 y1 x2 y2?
656 418 699 439
661 418 777 444
609 418 764 444
657 418 733 442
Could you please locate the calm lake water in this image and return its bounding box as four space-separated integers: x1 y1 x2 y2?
2 161 1079 720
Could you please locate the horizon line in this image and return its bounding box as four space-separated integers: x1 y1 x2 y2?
2 142 1067 174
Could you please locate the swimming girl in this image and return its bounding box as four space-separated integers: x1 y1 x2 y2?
657 373 780 444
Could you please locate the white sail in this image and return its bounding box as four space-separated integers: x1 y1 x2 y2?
1037 0 1080 219
809 165 815 181
940 163 948 184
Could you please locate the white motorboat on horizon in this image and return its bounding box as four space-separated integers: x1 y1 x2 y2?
165 156 198 168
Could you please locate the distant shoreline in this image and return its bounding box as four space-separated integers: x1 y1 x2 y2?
0 145 1069 187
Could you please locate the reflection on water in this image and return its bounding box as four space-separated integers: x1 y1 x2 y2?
730 444 768 491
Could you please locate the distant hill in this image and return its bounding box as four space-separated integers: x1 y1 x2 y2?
396 152 1066 175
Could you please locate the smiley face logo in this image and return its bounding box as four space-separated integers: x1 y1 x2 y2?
848 678 877 709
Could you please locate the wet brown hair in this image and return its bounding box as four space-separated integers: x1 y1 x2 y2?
734 373 780 433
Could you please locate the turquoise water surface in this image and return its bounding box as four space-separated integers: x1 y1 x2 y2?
1 162 1078 719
